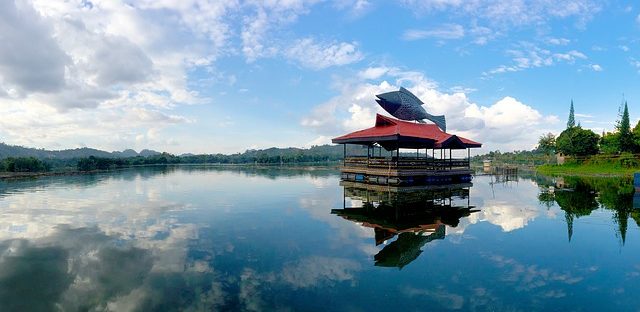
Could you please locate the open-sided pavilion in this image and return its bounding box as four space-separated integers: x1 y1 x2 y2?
332 114 482 185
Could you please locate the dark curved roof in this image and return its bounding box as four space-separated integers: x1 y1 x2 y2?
332 114 481 150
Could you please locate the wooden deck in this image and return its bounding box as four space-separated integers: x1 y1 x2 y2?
344 156 470 170
340 156 473 186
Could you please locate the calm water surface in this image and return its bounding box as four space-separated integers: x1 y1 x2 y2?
0 166 639 311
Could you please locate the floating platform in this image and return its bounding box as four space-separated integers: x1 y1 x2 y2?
340 156 473 186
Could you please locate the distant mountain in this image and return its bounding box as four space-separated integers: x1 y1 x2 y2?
111 149 138 158
139 149 161 157
0 143 160 160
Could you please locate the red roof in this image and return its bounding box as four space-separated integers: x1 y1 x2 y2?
332 114 481 150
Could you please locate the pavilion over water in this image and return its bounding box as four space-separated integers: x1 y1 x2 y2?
332 114 482 186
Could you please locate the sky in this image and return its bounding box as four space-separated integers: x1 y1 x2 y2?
1 0 639 154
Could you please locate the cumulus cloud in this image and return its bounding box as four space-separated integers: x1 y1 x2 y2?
0 0 69 93
0 0 225 151
91 36 154 86
302 69 559 152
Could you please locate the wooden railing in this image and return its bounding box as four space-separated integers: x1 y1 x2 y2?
343 156 470 170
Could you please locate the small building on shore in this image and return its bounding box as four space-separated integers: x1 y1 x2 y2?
332 114 482 186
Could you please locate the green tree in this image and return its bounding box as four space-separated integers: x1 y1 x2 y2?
537 133 556 154
567 100 576 128
633 120 640 149
556 126 599 156
617 101 634 152
600 132 620 154
537 132 556 163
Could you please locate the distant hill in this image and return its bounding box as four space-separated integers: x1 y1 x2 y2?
0 142 373 165
0 143 160 159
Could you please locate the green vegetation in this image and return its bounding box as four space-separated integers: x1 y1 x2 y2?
0 144 371 176
617 102 634 152
555 126 599 156
537 157 639 176
532 100 640 175
567 99 575 128
1 157 50 172
473 100 640 176
72 145 365 172
471 150 548 167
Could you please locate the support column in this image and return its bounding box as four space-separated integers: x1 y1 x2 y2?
367 145 370 167
343 144 346 167
396 142 399 167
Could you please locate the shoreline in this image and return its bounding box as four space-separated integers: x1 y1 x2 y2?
0 163 342 181
536 164 638 177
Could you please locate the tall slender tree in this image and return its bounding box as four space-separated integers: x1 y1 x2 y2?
567 100 576 128
617 101 634 152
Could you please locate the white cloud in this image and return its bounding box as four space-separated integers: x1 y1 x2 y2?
486 44 589 75
399 0 602 26
285 38 364 69
240 0 320 62
0 0 69 93
332 0 372 17
357 66 392 80
302 69 559 152
553 50 587 63
0 0 234 151
469 22 499 45
630 58 640 72
402 24 465 40
546 37 571 45
590 64 603 71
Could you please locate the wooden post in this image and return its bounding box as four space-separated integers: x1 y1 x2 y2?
343 144 346 167
367 145 370 167
467 148 470 168
396 142 399 167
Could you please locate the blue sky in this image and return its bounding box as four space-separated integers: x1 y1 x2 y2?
1 0 639 154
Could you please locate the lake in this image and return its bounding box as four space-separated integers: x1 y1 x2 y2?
0 166 639 311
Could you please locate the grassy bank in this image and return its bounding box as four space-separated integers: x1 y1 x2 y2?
536 163 639 176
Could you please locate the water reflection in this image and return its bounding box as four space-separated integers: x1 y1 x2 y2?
3 167 640 310
537 175 638 244
333 182 477 268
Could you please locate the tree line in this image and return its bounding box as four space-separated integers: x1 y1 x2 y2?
0 145 372 173
74 145 362 172
537 100 640 157
0 157 50 172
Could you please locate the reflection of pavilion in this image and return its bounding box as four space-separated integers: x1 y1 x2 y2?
332 181 477 269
